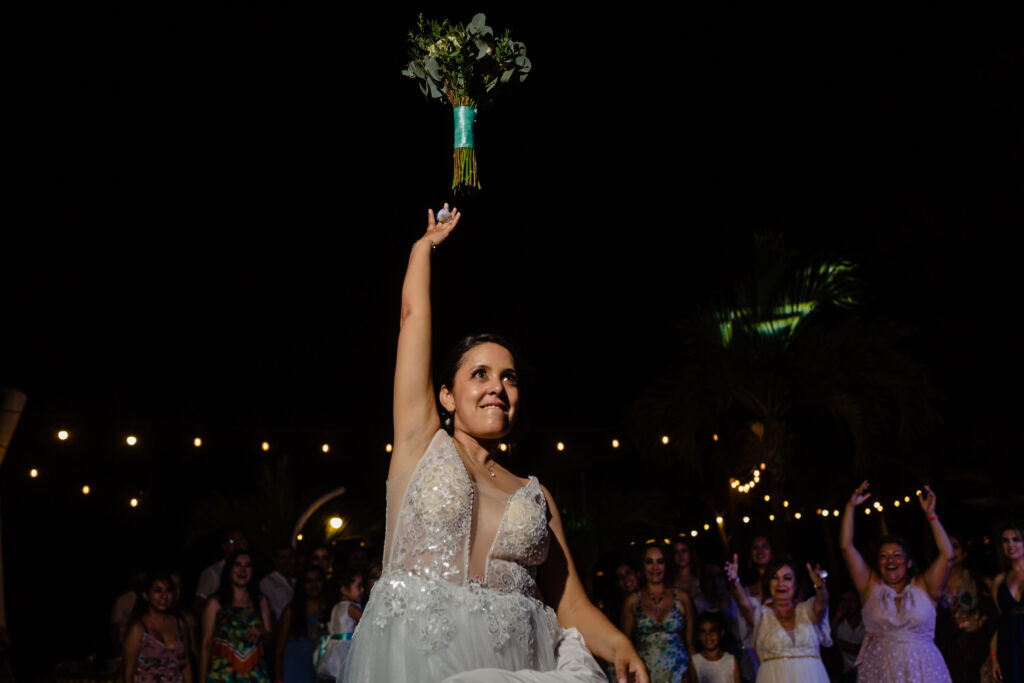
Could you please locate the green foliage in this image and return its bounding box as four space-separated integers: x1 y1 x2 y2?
401 13 531 108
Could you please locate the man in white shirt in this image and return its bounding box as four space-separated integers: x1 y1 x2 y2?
260 545 298 624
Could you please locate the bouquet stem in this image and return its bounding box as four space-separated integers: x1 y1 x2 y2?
450 95 480 194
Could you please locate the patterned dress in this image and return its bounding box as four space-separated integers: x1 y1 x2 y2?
341 429 605 682
855 582 951 682
633 589 688 683
132 619 187 682
208 605 270 682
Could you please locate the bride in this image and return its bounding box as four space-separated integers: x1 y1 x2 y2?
341 205 648 683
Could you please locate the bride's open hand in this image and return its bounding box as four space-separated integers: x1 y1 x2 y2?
423 203 461 247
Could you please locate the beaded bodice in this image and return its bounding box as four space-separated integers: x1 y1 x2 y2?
383 429 550 597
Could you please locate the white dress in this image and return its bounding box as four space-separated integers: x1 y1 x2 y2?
318 600 359 679
751 599 831 683
341 430 605 683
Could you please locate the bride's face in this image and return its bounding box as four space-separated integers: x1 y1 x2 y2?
441 342 519 440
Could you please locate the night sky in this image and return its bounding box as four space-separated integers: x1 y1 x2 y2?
2 3 1021 673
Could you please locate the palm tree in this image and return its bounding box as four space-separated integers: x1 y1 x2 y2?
633 235 939 548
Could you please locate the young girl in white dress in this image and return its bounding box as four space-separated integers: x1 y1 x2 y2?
689 612 739 683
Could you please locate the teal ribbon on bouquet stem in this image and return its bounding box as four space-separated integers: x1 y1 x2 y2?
453 106 477 149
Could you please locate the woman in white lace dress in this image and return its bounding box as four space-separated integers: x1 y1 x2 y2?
724 556 831 682
340 205 648 683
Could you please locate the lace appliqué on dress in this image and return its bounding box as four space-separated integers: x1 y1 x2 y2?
373 430 557 655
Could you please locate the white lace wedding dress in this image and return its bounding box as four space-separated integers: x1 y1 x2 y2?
340 430 605 683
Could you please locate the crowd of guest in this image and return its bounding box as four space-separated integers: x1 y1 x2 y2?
111 529 375 683
600 484 1023 683
110 484 1022 683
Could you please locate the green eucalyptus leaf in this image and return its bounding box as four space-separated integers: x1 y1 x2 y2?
424 57 441 81
426 77 442 99
500 69 514 84
515 56 530 69
475 38 492 60
467 13 486 33
410 60 426 78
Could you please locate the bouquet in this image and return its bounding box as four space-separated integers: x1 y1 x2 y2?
402 13 531 194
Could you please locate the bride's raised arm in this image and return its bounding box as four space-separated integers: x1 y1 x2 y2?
391 204 461 479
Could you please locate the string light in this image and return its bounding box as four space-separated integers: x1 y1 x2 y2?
661 436 669 445
742 516 750 524
130 498 139 508
329 517 343 529
783 501 790 508
904 496 911 503
194 437 202 447
712 434 719 441
690 530 698 537
499 443 508 452
611 439 619 448
29 468 38 478
385 443 393 453
126 435 138 446
833 510 840 517
82 485 91 495
764 494 770 502
794 512 802 519
322 444 330 453
760 462 766 470
716 516 724 524
556 442 565 451
261 441 270 451
769 514 775 521
893 500 900 507
865 508 871 515
58 430 69 441
297 534 304 541
703 523 710 531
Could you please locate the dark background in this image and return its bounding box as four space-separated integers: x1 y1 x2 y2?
2 3 1021 675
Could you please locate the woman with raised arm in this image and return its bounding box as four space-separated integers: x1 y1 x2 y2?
724 554 831 682
341 205 647 683
839 481 954 682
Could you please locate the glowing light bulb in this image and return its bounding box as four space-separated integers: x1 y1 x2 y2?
817 509 822 515
760 462 766 470
822 509 829 517
716 516 724 524
322 444 330 453
664 538 670 545
833 510 840 517
297 534 304 541
742 516 750 524
611 439 620 448
865 508 871 515
769 514 775 521
764 494 771 502
556 442 565 451
329 517 343 529
794 512 802 519
916 490 922 496
126 435 137 446
261 441 270 451
731 480 739 489
712 433 719 441
691 530 698 537
385 443 393 453
82 485 91 495
499 443 508 452
783 500 790 508
704 523 710 530
194 437 202 447
893 500 900 507
29 468 38 478
130 498 139 508
57 430 69 441
661 435 669 445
